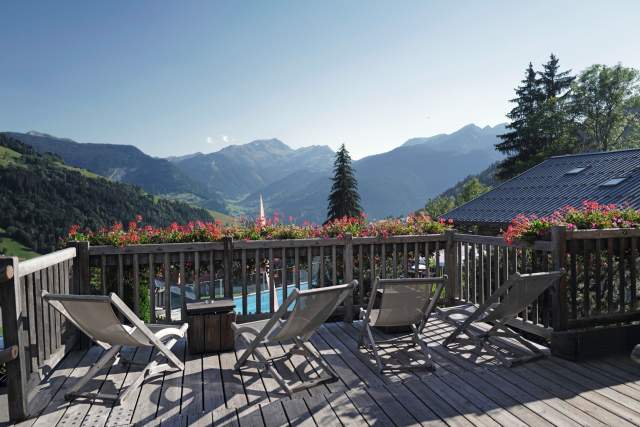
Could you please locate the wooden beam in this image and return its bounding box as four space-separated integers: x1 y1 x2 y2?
0 257 29 420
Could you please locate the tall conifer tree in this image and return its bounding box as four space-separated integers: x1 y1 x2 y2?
326 144 362 222
496 55 574 180
495 63 544 179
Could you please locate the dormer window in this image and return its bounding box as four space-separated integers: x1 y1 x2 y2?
600 177 628 187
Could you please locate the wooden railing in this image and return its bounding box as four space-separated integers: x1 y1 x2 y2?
451 232 560 338
76 234 449 324
565 228 640 329
0 248 77 420
6 226 640 421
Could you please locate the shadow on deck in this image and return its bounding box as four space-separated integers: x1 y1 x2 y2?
14 318 640 426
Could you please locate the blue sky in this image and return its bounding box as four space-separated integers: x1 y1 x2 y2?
2 1 639 159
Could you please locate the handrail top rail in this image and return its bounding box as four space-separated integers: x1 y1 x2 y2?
567 228 640 239
18 247 76 278
453 233 554 251
87 241 225 255
85 233 449 254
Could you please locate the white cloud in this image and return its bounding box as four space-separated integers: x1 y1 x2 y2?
206 134 233 146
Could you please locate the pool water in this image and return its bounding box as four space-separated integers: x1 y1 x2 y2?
234 282 309 314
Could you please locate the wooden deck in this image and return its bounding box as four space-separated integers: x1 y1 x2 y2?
13 317 640 427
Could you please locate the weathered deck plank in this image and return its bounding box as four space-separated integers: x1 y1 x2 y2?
20 319 640 427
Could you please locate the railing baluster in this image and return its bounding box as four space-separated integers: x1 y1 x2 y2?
117 254 124 298
570 240 578 319
358 244 364 300
607 238 614 312
149 253 156 323
631 237 637 310
209 251 215 299
594 239 602 314
269 247 275 312
583 240 591 318
479 244 485 304
282 248 288 301
319 246 325 287
194 251 200 301
306 246 312 289
164 252 171 322
101 255 107 295
26 273 38 372
471 243 477 304
619 237 627 312
392 243 397 278
133 254 140 317
381 243 386 279
331 245 337 285
295 247 300 290
19 276 31 374
52 263 61 350
255 248 261 314
241 249 247 316
179 252 186 321
42 267 51 360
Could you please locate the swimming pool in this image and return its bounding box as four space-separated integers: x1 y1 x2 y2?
234 282 309 314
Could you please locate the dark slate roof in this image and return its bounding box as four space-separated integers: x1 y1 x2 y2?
445 149 640 226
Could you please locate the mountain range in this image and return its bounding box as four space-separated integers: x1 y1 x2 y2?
0 134 213 254
5 123 506 223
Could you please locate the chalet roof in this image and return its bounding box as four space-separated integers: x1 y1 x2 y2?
445 149 640 226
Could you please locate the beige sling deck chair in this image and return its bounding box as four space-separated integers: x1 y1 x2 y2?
439 270 565 366
42 291 188 404
232 281 355 396
358 276 446 372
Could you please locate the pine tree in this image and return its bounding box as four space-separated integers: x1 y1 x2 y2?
495 63 544 180
496 55 574 180
538 54 574 98
326 144 362 222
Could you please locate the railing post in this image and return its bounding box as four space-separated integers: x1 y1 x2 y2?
223 237 233 299
68 241 90 295
444 230 458 305
551 226 568 331
343 233 354 323
0 256 29 421
68 241 91 347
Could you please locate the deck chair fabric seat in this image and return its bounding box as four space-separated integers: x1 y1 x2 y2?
358 276 446 372
233 281 355 396
439 270 564 367
42 291 187 404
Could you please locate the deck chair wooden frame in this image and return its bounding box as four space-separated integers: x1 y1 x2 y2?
440 270 564 367
42 291 188 404
232 281 355 396
358 276 446 373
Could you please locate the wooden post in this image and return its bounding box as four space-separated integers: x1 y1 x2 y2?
444 230 458 305
551 226 568 331
343 233 354 322
68 241 90 347
68 241 90 295
0 256 29 421
223 237 233 299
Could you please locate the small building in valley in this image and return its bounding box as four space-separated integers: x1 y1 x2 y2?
444 149 640 231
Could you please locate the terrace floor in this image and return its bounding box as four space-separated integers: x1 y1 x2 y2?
15 317 640 427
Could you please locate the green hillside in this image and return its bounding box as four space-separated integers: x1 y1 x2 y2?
0 134 214 253
0 228 40 259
